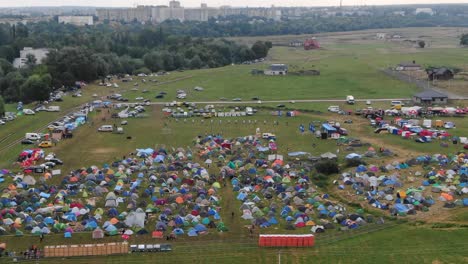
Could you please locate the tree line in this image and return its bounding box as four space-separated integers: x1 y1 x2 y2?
0 21 272 104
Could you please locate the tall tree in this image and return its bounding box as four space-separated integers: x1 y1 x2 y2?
0 95 4 117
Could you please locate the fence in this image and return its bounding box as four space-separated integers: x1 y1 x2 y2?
43 242 128 257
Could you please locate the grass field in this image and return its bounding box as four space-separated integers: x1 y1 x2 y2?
0 27 467 263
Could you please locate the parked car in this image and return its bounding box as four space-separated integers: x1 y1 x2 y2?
327 106 340 113
21 139 35 144
232 98 242 101
98 125 113 132
48 158 63 165
40 162 56 169
121 120 128 125
38 141 53 148
23 109 35 115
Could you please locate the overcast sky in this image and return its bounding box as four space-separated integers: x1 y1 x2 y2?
0 0 467 8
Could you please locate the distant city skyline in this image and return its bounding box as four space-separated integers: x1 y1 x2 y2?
0 0 467 8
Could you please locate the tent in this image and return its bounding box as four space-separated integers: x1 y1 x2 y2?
320 152 337 160
105 192 118 207
124 208 146 228
92 228 104 239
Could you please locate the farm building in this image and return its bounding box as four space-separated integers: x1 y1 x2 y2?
304 39 320 50
289 40 303 47
413 89 448 105
264 64 288 75
426 68 454 81
396 61 421 71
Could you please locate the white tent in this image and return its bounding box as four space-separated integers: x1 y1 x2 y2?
105 192 117 207
124 208 146 228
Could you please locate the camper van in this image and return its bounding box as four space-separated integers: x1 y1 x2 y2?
47 106 60 112
346 95 355 105
98 125 113 132
25 133 41 141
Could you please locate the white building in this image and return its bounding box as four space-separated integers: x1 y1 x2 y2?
264 64 288 76
13 47 51 69
376 33 386 39
415 8 434 16
58 16 94 26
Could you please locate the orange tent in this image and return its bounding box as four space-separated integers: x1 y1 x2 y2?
110 218 119 224
175 197 184 204
70 176 79 183
441 193 453 201
272 159 283 166
44 172 52 179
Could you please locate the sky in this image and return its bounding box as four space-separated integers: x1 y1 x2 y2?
0 0 467 8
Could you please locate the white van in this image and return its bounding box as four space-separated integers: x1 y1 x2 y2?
246 107 253 116
346 95 355 105
328 106 340 113
391 100 404 106
25 133 41 141
98 125 113 132
47 106 60 112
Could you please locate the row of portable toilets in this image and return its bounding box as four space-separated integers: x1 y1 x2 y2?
258 234 315 247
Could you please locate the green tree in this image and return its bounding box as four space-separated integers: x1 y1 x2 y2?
0 71 25 102
418 40 426 48
143 51 163 72
25 54 37 68
20 74 52 103
0 95 4 117
251 41 269 59
461 34 468 46
189 55 203 69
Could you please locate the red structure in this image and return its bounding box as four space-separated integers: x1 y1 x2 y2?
304 39 320 50
258 234 315 247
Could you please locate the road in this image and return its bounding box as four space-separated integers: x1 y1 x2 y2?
147 98 413 105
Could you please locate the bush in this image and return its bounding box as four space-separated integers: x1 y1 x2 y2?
346 158 367 168
315 160 339 175
312 173 329 188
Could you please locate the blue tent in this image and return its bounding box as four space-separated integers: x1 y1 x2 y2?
322 123 337 134
346 153 362 159
173 228 184 235
44 217 54 225
268 217 278 225
356 165 367 173
237 192 247 201
194 224 207 232
188 228 198 237
105 225 117 232
463 198 468 207
154 155 165 163
394 203 409 213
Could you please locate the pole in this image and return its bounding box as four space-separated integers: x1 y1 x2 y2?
278 250 281 264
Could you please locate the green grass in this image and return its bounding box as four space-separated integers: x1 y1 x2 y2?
0 28 467 263
3 225 467 263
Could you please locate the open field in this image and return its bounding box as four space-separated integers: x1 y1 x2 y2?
0 27 467 263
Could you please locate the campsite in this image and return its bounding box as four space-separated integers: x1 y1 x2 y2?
0 27 467 263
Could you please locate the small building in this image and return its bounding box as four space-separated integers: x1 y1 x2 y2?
264 64 288 76
58 16 94 26
426 68 454 81
415 8 434 16
304 39 320 50
376 33 386 39
13 47 51 69
396 61 421 71
413 90 448 105
289 40 303 47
